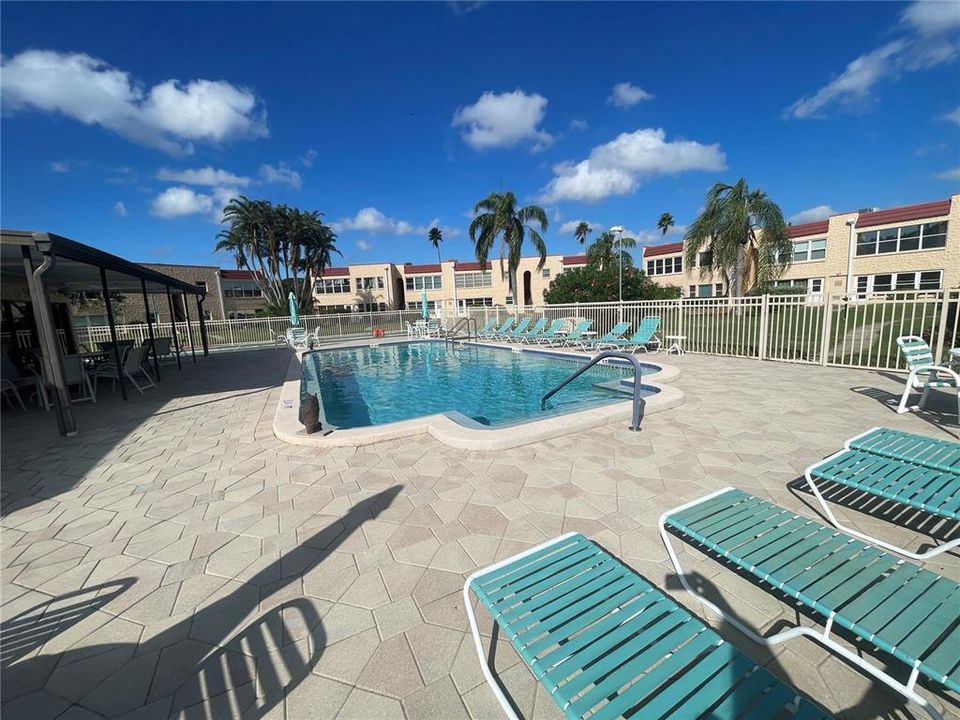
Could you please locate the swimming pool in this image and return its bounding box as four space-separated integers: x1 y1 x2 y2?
300 341 661 430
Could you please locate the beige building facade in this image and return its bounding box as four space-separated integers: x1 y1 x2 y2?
314 254 588 312
644 195 959 298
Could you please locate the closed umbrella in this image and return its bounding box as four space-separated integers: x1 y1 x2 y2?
288 291 300 327
421 290 429 319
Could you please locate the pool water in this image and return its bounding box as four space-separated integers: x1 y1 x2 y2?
301 341 660 429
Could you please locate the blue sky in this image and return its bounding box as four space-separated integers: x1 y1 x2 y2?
2 1 959 269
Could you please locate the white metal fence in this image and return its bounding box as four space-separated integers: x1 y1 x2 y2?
70 289 959 372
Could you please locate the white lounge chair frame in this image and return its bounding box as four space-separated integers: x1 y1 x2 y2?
895 335 959 417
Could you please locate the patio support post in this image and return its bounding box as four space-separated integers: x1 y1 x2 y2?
100 267 128 401
166 286 182 370
182 293 196 363
22 243 78 436
140 278 160 382
196 295 209 357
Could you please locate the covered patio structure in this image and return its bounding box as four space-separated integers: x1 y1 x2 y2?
1 229 209 437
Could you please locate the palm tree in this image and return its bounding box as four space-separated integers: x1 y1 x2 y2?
428 227 443 265
587 231 636 271
574 221 592 246
469 191 548 307
683 179 790 296
657 212 675 236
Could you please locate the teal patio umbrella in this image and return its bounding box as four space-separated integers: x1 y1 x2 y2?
288 291 300 326
421 290 429 319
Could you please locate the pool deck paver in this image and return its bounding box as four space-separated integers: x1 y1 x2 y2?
2 346 959 720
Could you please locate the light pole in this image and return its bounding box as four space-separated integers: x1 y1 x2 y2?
609 225 625 321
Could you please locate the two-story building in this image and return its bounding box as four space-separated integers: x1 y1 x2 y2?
643 195 959 297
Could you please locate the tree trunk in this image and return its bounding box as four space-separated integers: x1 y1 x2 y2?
734 243 745 297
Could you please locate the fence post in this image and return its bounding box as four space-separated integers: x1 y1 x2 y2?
933 290 950 364
820 293 834 366
337 315 343 338
758 294 770 361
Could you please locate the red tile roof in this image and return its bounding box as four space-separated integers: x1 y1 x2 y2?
787 220 829 238
643 242 683 258
404 263 442 274
220 269 259 280
319 267 350 277
454 261 491 271
562 255 587 266
856 199 951 229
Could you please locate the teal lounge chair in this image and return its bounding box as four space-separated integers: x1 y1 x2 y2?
661 488 960 720
527 318 566 344
598 316 661 353
509 317 546 343
485 318 515 340
465 533 834 720
475 317 500 338
554 319 593 347
499 316 532 341
575 320 630 351
804 427 960 559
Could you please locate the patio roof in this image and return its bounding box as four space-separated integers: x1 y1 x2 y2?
1 229 204 296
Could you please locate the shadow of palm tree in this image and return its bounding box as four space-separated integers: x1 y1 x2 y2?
1 486 402 718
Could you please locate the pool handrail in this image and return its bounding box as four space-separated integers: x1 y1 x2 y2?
444 316 478 345
541 350 646 431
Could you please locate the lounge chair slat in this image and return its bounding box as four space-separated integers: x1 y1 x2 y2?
704 664 784 720
649 648 756 720
878 578 959 648
850 428 960 473
489 551 615 615
918 621 960 691
475 534 587 591
476 537 595 596
736 681 803 720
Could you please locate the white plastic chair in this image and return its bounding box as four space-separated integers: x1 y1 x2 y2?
94 346 157 394
896 335 959 418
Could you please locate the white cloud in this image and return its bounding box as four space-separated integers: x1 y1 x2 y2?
156 166 250 187
1 50 267 155
558 220 597 235
608 82 654 108
356 239 373 251
333 207 460 238
538 128 726 203
150 187 213 218
901 0 960 35
934 167 960 180
786 2 960 119
113 201 128 217
789 205 837 223
569 118 588 131
299 149 318 167
259 162 301 189
942 106 960 125
452 90 553 151
49 161 70 173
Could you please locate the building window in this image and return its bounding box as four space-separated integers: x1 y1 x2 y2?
407 300 437 312
358 302 386 312
697 284 714 298
856 221 948 256
196 280 207 292
454 271 492 289
714 284 724 296
223 281 262 298
687 284 714 298
317 277 350 294
227 311 255 319
856 270 942 294
697 251 713 267
646 256 682 276
462 297 493 307
773 278 824 294
356 276 384 291
541 268 551 278
779 238 827 263
405 275 442 291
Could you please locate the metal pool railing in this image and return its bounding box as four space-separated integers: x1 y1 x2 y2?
541 351 646 431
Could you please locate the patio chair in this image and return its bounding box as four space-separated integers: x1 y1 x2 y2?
527 318 566 344
599 316 661 353
552 319 592 348
3 353 49 410
475 318 499 338
483 318 514 340
94 346 157 394
150 337 176 365
464 532 834 720
574 320 630 351
61 354 96 403
508 317 546 343
895 335 959 418
498 317 532 342
286 327 308 349
804 427 959 559
660 488 960 720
